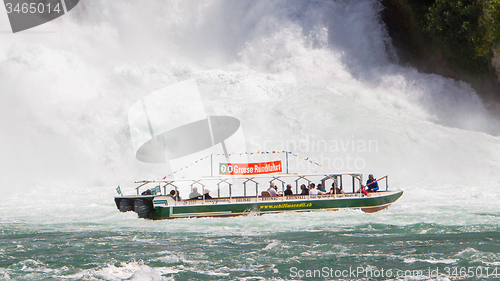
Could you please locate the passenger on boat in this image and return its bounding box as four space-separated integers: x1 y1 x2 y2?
308 183 317 195
267 183 280 197
309 183 325 195
202 189 213 199
284 184 293 196
189 187 202 199
309 185 318 195
317 183 326 193
169 189 182 201
357 187 368 196
365 174 379 192
309 183 326 195
300 184 309 195
329 182 345 194
141 189 152 195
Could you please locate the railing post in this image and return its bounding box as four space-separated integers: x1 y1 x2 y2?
202 185 205 204
333 176 336 197
282 181 285 201
352 176 355 194
135 182 149 196
174 186 178 206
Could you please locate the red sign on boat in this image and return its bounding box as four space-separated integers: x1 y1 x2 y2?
219 161 282 175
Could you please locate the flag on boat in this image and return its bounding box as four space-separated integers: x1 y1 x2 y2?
116 186 122 196
151 185 161 195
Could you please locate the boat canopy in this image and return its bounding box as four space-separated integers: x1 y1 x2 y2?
130 173 389 199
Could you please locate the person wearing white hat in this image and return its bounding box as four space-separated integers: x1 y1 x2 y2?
267 183 280 197
202 189 213 199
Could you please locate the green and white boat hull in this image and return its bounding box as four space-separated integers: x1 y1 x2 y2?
115 190 403 219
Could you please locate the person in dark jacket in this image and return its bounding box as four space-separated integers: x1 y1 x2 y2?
284 184 293 196
300 184 309 195
365 174 379 192
169 189 182 201
202 189 213 199
189 187 202 199
329 181 344 195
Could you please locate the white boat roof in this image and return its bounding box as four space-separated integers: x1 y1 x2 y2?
136 172 364 184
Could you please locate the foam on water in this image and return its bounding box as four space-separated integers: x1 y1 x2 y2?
2 222 498 280
60 260 180 281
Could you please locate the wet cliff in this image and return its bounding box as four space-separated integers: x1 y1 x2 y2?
380 0 500 113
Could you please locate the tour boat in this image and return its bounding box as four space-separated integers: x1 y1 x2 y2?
114 171 403 219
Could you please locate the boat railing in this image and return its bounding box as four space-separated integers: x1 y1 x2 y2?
131 173 391 206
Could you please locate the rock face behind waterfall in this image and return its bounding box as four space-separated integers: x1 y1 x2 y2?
493 47 500 80
380 0 500 115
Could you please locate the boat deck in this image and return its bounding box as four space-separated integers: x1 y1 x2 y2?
168 191 395 206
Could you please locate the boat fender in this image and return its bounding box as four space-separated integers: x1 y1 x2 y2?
119 199 134 212
134 199 152 218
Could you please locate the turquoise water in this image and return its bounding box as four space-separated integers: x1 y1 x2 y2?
2 214 500 280
2 184 500 280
